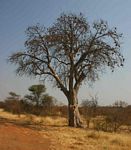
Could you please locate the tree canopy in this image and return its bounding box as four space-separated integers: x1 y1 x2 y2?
25 84 45 107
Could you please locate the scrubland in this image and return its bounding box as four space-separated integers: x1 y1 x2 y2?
0 108 131 150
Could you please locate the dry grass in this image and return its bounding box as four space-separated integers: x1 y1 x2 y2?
0 108 67 126
46 127 131 150
0 109 131 150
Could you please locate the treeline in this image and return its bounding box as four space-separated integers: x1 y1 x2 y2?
0 84 65 116
0 86 131 132
80 97 131 132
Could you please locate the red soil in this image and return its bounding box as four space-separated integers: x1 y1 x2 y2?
0 122 50 150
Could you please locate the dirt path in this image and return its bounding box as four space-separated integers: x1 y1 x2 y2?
0 122 51 150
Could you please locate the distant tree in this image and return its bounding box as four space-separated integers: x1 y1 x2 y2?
41 94 55 115
4 92 21 115
24 84 55 115
9 13 124 127
113 100 128 108
7 92 20 100
42 94 54 107
24 84 46 107
81 95 98 127
81 95 98 109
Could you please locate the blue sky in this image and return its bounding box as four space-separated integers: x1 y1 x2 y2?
0 0 131 105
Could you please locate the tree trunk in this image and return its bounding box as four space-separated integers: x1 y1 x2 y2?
68 104 83 127
67 91 83 127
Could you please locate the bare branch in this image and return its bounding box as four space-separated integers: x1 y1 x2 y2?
9 13 124 99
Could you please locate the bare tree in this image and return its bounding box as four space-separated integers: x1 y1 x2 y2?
8 13 124 127
113 100 128 108
81 95 98 127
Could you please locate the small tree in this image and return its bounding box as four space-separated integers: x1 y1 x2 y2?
4 92 21 116
24 84 46 107
42 94 55 115
24 84 55 115
9 13 124 127
81 95 98 127
113 100 128 108
8 92 20 100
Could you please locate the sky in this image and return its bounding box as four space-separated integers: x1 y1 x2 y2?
0 0 131 105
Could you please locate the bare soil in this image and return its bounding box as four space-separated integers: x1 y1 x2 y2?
0 118 50 150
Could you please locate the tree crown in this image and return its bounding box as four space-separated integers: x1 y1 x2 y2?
9 13 124 95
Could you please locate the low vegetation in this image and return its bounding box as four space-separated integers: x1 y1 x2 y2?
0 89 131 133
0 85 131 149
0 108 131 150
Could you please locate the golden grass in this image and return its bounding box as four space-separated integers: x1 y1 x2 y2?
0 108 131 150
0 108 22 120
45 127 131 150
0 108 67 126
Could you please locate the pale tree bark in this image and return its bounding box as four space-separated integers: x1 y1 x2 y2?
68 103 83 127
67 89 83 127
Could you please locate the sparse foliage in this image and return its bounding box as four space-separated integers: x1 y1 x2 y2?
81 95 98 127
113 100 128 108
9 13 124 127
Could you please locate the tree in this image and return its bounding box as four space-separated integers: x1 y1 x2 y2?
24 84 46 107
7 92 20 100
81 95 98 127
113 100 128 108
42 94 55 115
4 92 21 115
42 94 54 107
81 95 98 109
24 84 55 115
9 13 124 127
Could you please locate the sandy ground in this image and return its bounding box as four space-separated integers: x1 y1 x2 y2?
0 118 51 150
